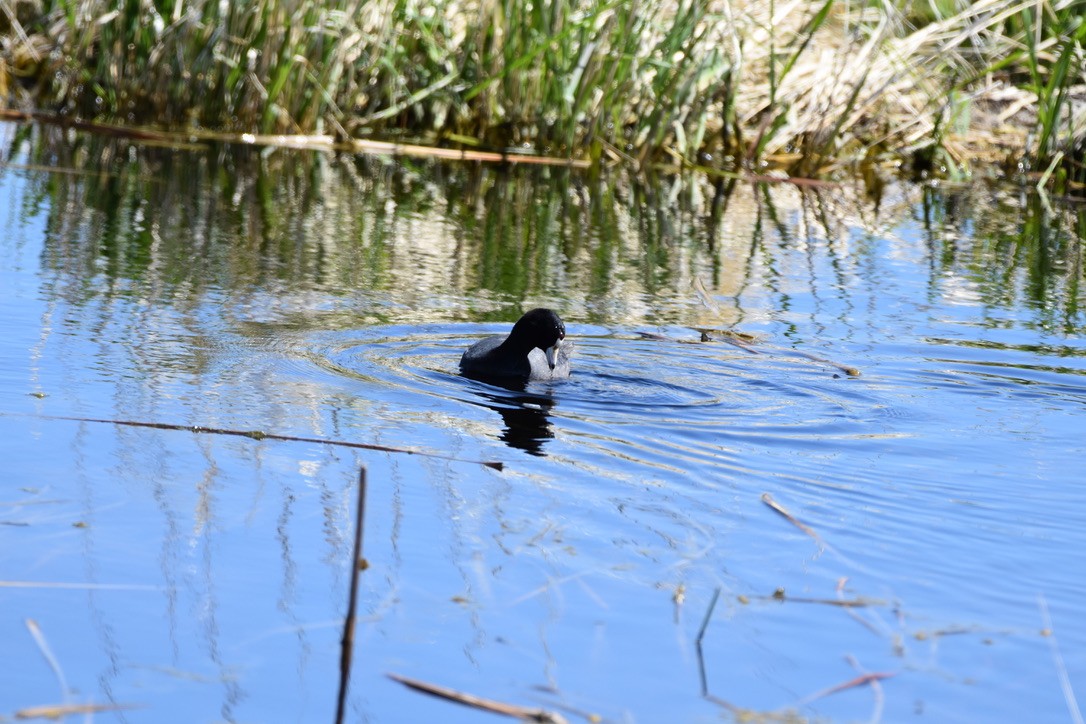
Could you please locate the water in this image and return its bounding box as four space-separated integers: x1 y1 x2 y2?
1 121 1084 723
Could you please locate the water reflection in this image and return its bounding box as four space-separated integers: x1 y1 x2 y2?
467 384 557 456
3 121 1083 340
3 120 1086 723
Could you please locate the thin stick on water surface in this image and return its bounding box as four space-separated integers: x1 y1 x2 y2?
760 493 874 575
846 654 886 724
13 628 140 724
9 412 503 470
687 281 861 373
796 670 896 706
750 590 884 608
26 619 70 701
1039 593 1085 724
13 702 139 719
386 673 569 723
791 349 862 377
335 467 368 724
761 493 822 543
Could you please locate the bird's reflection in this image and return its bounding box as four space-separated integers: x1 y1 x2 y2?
463 374 557 456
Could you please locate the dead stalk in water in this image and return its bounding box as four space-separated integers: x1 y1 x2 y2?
1039 593 1085 724
26 619 70 702
7 412 504 470
386 672 569 723
335 467 368 724
760 492 822 544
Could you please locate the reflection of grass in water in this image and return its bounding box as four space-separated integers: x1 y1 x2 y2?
2 1 1084 185
8 125 1085 336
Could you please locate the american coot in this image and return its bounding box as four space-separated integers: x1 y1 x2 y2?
460 308 572 381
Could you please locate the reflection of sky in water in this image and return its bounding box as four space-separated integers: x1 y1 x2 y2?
1 121 1084 723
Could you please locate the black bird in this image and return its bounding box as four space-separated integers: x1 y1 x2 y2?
460 308 572 381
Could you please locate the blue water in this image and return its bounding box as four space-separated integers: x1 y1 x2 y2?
1 122 1084 723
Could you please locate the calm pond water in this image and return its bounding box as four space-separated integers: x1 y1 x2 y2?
1 120 1084 723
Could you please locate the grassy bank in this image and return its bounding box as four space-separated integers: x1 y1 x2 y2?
1 0 1084 187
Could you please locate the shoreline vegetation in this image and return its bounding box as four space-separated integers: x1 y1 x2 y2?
0 0 1084 190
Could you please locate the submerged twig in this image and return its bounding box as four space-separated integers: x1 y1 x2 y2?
796 670 896 706
510 569 598 606
760 493 822 544
687 288 860 372
335 467 369 724
1039 593 1085 724
791 349 862 377
690 277 742 329
760 493 875 575
25 619 69 702
696 328 762 354
752 590 885 608
845 654 886 724
691 274 859 373
13 413 503 470
13 627 140 724
13 702 140 719
836 577 891 639
386 673 569 723
688 276 761 354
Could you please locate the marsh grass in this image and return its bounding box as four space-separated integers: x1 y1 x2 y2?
1 0 1084 186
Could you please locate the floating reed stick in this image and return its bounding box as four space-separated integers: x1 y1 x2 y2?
386 673 568 723
12 413 503 470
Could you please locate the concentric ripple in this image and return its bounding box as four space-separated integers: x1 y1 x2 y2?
266 323 882 476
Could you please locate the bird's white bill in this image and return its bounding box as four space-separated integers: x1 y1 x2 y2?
545 344 558 370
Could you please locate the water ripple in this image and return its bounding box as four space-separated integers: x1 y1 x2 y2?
279 324 881 474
